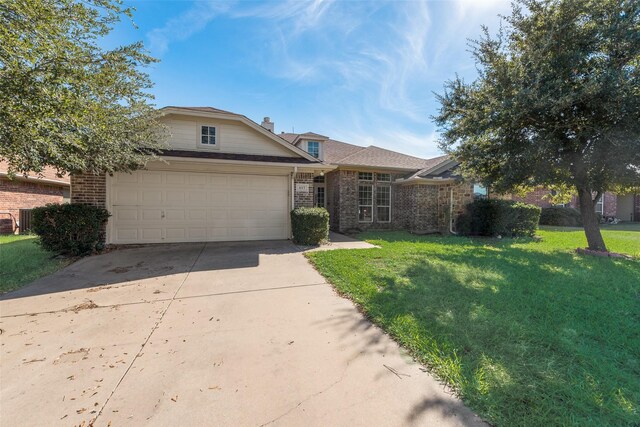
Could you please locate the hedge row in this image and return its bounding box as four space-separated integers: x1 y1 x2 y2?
32 203 110 256
457 199 541 237
290 207 329 245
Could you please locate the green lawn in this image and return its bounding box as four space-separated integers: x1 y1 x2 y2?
308 227 640 427
0 235 70 294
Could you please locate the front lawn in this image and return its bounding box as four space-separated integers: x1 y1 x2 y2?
0 235 69 294
307 228 640 427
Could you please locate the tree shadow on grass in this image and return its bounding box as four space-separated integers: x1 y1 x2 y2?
315 236 640 426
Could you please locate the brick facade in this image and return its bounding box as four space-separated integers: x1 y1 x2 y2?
70 173 107 207
293 172 314 208
437 182 474 233
325 169 473 234
0 177 67 233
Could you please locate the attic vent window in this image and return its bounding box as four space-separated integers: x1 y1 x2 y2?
201 126 216 145
307 141 320 158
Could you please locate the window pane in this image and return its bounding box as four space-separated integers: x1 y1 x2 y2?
473 184 487 199
377 206 390 222
358 185 372 205
201 135 208 144
376 173 391 182
359 206 372 222
209 127 215 135
202 126 209 135
209 135 216 145
315 187 325 207
376 186 390 206
358 172 373 181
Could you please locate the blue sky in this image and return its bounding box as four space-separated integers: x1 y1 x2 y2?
111 0 511 159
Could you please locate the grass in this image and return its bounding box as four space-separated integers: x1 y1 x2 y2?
307 226 640 427
0 235 70 294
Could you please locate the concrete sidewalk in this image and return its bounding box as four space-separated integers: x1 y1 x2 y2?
0 237 484 427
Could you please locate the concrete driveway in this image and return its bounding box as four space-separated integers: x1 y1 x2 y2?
0 237 484 427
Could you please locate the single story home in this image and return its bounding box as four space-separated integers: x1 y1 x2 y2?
70 106 473 245
0 161 70 233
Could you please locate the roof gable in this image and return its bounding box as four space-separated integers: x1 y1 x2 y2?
160 107 321 163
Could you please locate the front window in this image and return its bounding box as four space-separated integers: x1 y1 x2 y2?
376 185 391 222
307 141 320 158
376 173 391 182
201 126 216 145
358 185 373 222
473 184 488 199
358 172 373 181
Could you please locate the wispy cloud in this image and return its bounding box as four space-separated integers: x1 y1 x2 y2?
146 1 233 55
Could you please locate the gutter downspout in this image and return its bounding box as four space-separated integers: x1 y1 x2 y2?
449 186 458 235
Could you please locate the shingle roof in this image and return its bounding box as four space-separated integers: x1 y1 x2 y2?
281 132 451 170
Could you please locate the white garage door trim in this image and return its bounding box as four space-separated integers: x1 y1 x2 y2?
106 169 290 244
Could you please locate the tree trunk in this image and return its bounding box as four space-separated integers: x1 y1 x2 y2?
576 187 607 252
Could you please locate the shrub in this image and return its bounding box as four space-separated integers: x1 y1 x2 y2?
31 203 111 256
291 207 329 245
457 199 540 237
539 206 582 226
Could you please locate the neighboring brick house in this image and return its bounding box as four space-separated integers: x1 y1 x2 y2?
68 106 473 245
0 161 70 233
507 187 639 222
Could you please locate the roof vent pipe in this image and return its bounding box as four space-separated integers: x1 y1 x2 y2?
261 117 274 133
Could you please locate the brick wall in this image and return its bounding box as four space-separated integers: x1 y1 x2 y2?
293 172 314 208
326 171 340 230
0 177 66 233
602 192 617 217
437 182 474 233
70 173 106 207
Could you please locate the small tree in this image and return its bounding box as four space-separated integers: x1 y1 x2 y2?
0 0 167 177
434 0 640 251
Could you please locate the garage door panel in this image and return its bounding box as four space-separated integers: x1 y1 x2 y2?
165 228 186 240
165 209 185 221
142 191 162 204
188 174 207 186
142 229 162 240
110 171 288 243
166 191 185 204
141 172 162 185
165 172 186 185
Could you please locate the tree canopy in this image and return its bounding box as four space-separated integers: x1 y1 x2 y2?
0 0 166 177
434 0 640 251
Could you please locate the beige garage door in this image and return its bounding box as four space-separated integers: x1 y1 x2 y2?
109 170 289 244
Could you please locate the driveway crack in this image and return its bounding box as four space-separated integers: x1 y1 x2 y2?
88 242 207 426
258 365 350 426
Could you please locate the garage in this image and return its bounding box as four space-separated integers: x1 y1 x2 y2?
108 169 289 244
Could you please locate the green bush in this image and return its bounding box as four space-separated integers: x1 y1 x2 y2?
32 203 111 256
539 206 582 226
291 207 329 245
457 199 540 237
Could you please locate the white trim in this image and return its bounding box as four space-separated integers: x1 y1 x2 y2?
375 184 392 223
358 183 374 223
196 123 220 150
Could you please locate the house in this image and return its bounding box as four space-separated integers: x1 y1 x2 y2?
0 161 70 233
70 106 471 245
507 188 640 222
